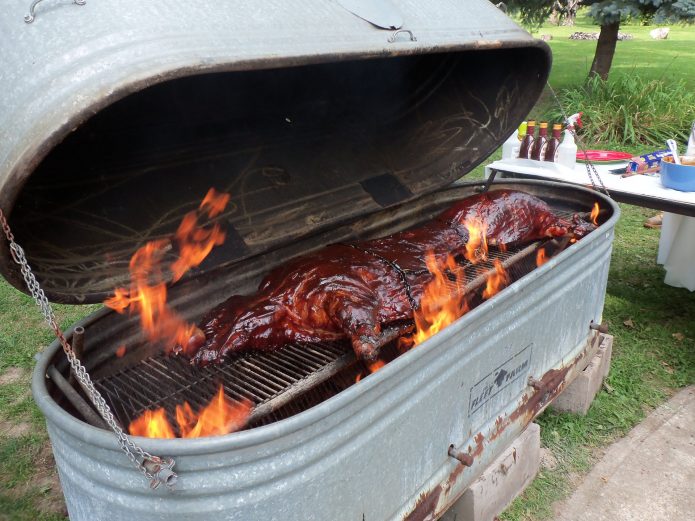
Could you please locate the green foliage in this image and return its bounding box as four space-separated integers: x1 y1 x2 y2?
543 74 695 147
588 0 695 25
503 0 695 27
503 0 556 29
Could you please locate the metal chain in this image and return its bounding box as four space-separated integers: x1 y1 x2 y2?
546 82 611 198
0 208 177 490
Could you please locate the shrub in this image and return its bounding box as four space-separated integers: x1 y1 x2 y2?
544 75 695 148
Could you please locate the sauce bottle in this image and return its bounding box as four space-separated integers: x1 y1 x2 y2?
544 124 562 162
519 120 536 159
530 122 548 161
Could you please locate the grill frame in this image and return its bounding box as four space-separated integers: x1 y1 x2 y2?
33 180 619 521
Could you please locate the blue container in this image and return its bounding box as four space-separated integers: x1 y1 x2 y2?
661 156 695 192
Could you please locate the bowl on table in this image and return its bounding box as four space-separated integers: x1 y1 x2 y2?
660 155 695 192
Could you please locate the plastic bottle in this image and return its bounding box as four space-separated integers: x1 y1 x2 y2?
501 122 526 160
519 120 536 159
557 128 577 170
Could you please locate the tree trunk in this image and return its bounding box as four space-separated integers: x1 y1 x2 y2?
561 0 579 26
589 21 620 81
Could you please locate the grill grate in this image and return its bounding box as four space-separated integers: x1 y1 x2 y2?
92 212 580 433
94 341 355 431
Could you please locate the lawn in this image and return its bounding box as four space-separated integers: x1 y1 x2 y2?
537 12 695 91
524 12 695 131
0 12 694 521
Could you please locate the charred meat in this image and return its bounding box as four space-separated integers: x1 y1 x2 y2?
186 190 595 364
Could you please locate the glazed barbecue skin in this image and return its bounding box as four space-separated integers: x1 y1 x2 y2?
189 190 593 364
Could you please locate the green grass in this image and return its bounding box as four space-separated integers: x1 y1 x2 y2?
535 12 695 91
543 74 695 147
525 13 695 130
0 283 96 521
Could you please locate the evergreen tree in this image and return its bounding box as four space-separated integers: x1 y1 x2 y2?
500 0 695 80
586 1 695 79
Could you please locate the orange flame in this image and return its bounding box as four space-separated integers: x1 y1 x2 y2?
355 359 387 383
201 187 231 218
368 359 385 373
129 408 176 439
412 252 469 346
115 345 127 358
590 202 600 226
482 259 510 299
129 385 252 439
464 218 488 264
104 188 229 352
536 248 548 267
171 188 229 282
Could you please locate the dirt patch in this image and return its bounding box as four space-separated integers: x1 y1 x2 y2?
540 447 558 470
0 420 32 438
0 367 26 385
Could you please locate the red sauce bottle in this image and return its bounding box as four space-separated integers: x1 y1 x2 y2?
519 120 536 159
544 124 562 162
530 122 548 160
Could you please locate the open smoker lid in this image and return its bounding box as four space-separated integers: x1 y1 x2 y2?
0 0 550 304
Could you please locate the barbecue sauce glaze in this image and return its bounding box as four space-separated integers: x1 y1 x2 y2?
186 190 595 364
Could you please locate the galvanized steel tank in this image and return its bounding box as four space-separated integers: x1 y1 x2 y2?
33 181 618 521
0 1 621 520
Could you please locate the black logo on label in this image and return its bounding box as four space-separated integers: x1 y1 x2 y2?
495 369 508 387
468 344 532 416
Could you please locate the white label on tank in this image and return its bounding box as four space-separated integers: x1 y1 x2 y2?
468 343 533 416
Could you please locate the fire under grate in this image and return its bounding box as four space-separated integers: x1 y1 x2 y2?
91 231 568 433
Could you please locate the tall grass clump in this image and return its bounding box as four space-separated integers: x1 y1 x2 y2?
545 75 695 147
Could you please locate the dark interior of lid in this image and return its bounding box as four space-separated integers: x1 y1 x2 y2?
9 45 549 303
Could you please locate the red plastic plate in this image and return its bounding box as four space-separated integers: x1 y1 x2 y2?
577 150 633 162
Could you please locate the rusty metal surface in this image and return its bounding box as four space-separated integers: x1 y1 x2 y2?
400 332 604 521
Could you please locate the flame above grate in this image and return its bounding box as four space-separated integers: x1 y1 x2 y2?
92 227 572 434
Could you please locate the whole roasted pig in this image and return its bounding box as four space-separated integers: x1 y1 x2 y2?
185 190 595 364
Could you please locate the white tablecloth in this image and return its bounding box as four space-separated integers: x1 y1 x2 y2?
657 213 695 291
485 159 695 292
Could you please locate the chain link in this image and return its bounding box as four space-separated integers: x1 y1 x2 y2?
546 82 610 198
0 208 176 490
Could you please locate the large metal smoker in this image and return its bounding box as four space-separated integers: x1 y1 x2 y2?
0 1 618 519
